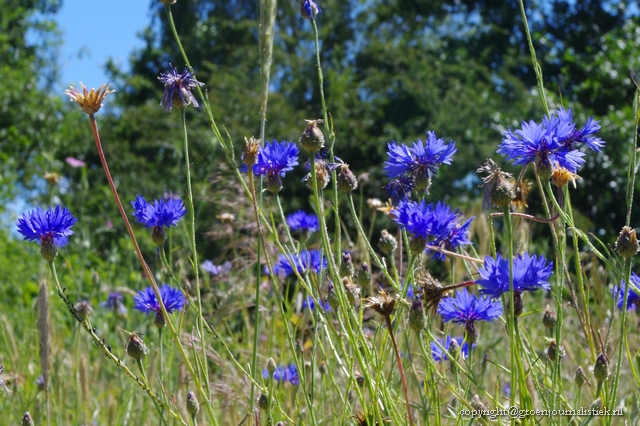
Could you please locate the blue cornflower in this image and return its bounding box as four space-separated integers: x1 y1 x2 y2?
201 260 232 276
131 196 187 245
476 253 553 299
286 211 319 233
498 109 604 176
424 202 474 261
16 206 78 261
273 249 327 276
300 0 321 19
134 284 186 319
302 296 331 312
615 272 640 311
438 289 503 324
252 140 299 193
158 64 204 112
385 132 456 194
131 196 187 228
99 292 128 316
431 336 471 362
262 363 299 385
393 200 473 259
438 289 503 343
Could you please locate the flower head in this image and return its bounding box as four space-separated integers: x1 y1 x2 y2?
131 196 187 228
498 109 604 176
17 206 78 242
300 0 321 19
158 64 204 112
201 260 232 276
615 272 640 311
66 157 86 168
302 296 331 312
65 83 114 115
476 253 553 298
272 249 327 276
252 140 299 193
133 284 185 315
383 177 414 205
286 211 319 233
431 336 470 362
99 292 128 316
437 289 503 325
262 363 299 385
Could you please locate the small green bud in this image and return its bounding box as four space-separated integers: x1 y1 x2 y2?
339 251 354 279
575 366 586 387
594 353 609 383
355 263 371 289
299 119 325 153
258 393 269 410
408 298 426 333
542 306 557 330
344 278 361 307
125 332 147 360
266 358 277 375
151 226 167 246
327 283 339 310
378 229 397 256
187 390 199 417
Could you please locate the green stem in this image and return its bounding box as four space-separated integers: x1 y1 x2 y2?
179 109 210 403
384 315 413 426
87 114 215 423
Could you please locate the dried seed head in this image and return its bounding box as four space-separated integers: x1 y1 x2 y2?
243 137 261 168
216 212 236 223
378 229 398 255
477 158 515 209
419 270 446 313
44 172 60 186
364 288 398 317
299 119 325 153
512 179 532 209
65 83 114 115
187 390 200 417
306 159 330 191
367 198 383 210
73 300 93 322
470 395 486 412
616 226 639 259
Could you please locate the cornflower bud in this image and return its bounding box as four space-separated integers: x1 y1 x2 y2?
125 332 147 360
356 263 371 289
337 164 358 193
299 119 325 153
408 298 426 333
187 390 199 417
593 353 609 383
575 366 586 387
340 251 355 279
542 306 557 330
616 226 639 259
378 229 397 256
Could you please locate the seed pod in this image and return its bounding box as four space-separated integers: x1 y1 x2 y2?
616 226 639 259
299 119 325 153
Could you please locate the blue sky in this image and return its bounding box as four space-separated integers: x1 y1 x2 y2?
56 0 152 91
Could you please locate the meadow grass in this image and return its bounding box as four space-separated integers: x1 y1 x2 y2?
2 0 640 425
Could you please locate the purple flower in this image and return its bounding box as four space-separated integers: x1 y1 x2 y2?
131 196 187 228
253 140 299 178
615 272 640 311
437 289 503 325
99 292 128 316
201 260 232 276
393 200 473 260
273 249 327 276
300 0 321 19
133 284 185 315
286 211 319 233
158 64 204 112
16 206 78 243
302 296 330 311
65 157 86 168
431 336 471 362
262 363 299 385
498 109 604 174
383 177 414 205
476 253 553 298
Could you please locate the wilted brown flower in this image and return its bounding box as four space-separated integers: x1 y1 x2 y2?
65 83 114 115
551 167 579 188
512 179 532 209
364 288 398 317
44 172 60 186
477 158 515 209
